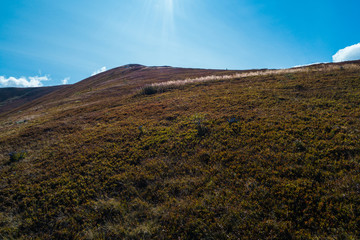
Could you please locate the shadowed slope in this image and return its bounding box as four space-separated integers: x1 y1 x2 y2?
0 86 66 114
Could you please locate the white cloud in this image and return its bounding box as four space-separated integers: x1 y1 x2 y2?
91 66 107 76
62 77 70 85
0 75 49 88
333 43 360 62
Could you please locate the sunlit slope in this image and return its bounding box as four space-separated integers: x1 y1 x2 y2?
0 62 360 239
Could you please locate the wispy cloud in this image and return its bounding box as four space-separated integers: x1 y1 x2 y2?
91 66 107 76
333 43 360 62
62 77 70 85
0 75 49 88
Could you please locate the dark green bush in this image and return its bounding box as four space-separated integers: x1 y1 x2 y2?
8 151 27 163
141 85 158 95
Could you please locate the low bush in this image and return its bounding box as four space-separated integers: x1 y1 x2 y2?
141 85 159 95
8 151 27 163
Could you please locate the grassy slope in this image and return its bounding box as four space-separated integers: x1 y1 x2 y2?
0 63 360 239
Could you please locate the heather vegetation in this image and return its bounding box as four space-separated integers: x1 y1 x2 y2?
0 62 360 239
140 63 360 95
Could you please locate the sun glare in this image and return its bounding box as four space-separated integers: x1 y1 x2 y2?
162 0 174 37
164 0 174 15
142 0 177 41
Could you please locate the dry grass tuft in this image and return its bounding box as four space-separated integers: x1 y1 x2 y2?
140 63 360 94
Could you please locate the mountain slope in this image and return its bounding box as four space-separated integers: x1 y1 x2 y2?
0 62 360 239
0 86 65 114
0 65 244 119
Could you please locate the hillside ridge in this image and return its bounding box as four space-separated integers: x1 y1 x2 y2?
2 60 360 117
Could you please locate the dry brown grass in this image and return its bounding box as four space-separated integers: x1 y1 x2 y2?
148 63 360 89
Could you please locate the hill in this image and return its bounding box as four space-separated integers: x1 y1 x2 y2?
0 62 360 239
0 86 65 114
0 65 243 118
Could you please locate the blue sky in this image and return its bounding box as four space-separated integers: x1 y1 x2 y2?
1 0 360 87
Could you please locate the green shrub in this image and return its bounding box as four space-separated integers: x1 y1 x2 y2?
196 123 208 137
293 140 306 152
140 84 176 95
8 151 27 163
141 85 158 95
193 115 209 137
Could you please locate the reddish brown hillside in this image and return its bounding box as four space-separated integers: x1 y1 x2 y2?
1 61 360 239
0 64 245 119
